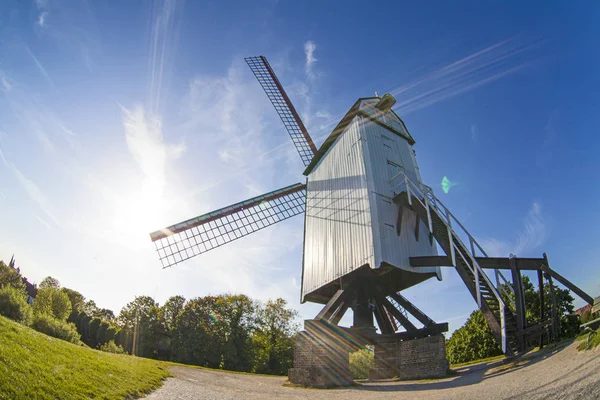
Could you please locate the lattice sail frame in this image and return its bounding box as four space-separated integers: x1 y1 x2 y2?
245 56 317 167
150 183 306 268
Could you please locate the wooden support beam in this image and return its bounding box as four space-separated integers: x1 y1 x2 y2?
540 254 594 305
547 272 560 341
316 289 345 321
373 287 418 331
373 300 395 335
378 323 449 341
510 257 526 353
388 291 435 327
537 269 545 349
410 256 546 270
330 302 349 326
414 216 420 241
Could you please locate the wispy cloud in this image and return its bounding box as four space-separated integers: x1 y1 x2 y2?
10 163 61 228
0 74 12 93
37 216 52 230
147 0 181 113
122 105 185 200
477 201 547 257
304 40 317 78
390 38 543 116
35 0 48 28
37 12 48 27
25 46 54 88
470 123 478 142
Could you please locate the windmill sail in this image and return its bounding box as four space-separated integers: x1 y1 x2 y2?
245 55 317 166
150 183 306 268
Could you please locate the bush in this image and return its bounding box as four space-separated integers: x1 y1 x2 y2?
31 314 82 345
446 310 502 365
349 347 374 379
0 285 33 325
99 340 126 354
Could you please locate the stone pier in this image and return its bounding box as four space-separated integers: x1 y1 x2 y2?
369 334 449 380
288 320 359 388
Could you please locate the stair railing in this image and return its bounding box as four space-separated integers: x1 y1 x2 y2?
390 171 511 354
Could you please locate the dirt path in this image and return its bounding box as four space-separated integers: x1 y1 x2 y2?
145 341 600 399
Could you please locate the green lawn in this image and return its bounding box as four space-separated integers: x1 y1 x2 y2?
450 354 506 369
0 316 171 399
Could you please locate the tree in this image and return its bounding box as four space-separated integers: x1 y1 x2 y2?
217 294 256 372
33 287 72 321
161 295 186 332
118 296 163 358
252 298 299 375
61 288 85 314
39 276 61 290
0 260 26 291
446 310 502 365
0 285 33 325
170 297 223 368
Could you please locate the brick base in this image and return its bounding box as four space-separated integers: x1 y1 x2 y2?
369 334 449 380
288 321 354 388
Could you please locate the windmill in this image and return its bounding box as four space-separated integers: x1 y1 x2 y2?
150 56 596 386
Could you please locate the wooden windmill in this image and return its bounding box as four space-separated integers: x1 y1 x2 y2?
150 56 596 385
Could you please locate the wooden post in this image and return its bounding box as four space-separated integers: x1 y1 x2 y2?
547 274 559 342
510 257 526 352
544 253 560 341
537 269 545 349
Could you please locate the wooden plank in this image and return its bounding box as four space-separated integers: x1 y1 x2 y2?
510 257 526 353
373 290 418 331
316 289 346 321
537 269 545 349
540 262 594 305
378 323 449 340
373 300 395 335
593 297 600 315
410 256 546 270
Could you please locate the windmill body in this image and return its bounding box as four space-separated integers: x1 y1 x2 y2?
301 96 440 304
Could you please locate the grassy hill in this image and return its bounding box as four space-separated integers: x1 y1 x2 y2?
0 315 170 399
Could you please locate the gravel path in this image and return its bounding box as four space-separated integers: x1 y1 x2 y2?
145 341 600 400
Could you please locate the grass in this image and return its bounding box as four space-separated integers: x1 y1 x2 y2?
450 354 506 369
576 329 600 351
0 315 171 399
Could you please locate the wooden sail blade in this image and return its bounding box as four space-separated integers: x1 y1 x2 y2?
149 183 306 268
245 55 317 166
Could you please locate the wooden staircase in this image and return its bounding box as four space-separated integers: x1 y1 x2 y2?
392 172 518 356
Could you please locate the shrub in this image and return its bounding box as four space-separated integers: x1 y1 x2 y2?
0 285 33 325
349 347 374 379
99 340 126 354
31 314 82 345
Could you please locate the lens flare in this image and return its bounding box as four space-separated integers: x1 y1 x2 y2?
441 176 458 194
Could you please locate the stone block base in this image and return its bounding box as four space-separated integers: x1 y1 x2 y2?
369 334 449 380
288 321 354 388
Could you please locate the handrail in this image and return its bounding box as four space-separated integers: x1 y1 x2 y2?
390 171 510 353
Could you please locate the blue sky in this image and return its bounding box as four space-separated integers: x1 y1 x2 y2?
0 0 598 333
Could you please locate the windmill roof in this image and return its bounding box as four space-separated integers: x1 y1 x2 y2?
303 96 415 175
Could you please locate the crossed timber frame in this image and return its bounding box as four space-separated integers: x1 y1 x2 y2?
313 268 448 341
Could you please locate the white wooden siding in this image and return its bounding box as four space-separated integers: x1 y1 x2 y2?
361 114 439 274
302 116 374 301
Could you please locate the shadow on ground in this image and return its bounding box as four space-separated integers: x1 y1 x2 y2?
354 340 575 393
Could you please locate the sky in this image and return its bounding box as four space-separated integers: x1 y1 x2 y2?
0 0 599 334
